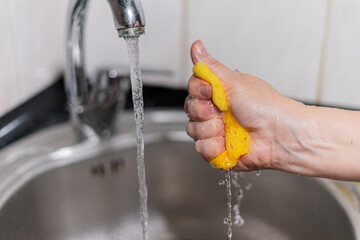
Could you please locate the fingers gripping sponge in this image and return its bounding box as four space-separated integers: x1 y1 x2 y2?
193 62 250 170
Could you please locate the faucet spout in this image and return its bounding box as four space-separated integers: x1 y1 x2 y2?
65 0 146 140
106 0 146 37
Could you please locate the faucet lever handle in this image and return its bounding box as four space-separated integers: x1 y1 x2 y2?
79 70 130 139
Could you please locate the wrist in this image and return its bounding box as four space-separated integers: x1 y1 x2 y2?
271 99 319 176
274 102 360 180
301 106 360 180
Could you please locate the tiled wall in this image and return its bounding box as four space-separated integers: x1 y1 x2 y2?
1 0 359 117
0 0 67 116
320 0 360 108
186 0 328 103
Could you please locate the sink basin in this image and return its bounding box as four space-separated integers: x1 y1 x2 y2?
0 110 359 240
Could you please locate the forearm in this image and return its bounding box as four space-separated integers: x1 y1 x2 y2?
275 102 360 181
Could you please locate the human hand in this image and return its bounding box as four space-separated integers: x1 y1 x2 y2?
185 40 306 173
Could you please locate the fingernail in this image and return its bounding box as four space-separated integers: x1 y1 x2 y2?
200 86 211 98
195 41 208 56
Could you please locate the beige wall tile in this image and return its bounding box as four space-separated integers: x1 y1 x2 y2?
186 0 328 102
0 0 21 116
0 0 67 117
1 0 338 118
86 0 183 86
11 0 66 99
0 0 183 117
320 0 360 108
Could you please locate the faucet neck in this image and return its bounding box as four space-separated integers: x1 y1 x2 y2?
65 0 145 140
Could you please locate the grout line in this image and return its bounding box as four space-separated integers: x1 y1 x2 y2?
316 0 333 105
178 0 189 88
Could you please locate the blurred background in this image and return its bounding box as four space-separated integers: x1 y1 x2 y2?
1 0 360 117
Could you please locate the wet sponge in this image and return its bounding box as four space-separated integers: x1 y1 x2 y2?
193 62 250 170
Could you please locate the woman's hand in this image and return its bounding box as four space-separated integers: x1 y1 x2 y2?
185 40 360 181
185 40 300 171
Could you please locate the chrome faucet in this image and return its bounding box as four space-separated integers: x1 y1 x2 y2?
65 0 146 140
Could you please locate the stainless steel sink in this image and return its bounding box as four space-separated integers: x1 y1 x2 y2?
0 110 359 240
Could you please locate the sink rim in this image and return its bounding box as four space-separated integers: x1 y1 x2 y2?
0 109 359 238
0 112 188 209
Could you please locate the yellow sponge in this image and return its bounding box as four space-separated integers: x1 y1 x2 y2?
193 62 250 169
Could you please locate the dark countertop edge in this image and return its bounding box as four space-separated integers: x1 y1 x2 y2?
0 76 358 150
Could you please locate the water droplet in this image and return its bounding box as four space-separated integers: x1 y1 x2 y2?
218 180 226 186
245 183 252 190
234 215 245 226
227 229 233 239
108 69 118 78
255 170 261 176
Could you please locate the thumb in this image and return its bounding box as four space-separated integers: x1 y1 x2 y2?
191 40 237 87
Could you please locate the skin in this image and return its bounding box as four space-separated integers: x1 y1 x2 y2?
185 40 360 181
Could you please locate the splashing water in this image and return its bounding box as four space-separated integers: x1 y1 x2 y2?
219 171 252 238
244 183 252 191
231 172 245 226
125 36 148 240
224 170 232 240
218 180 226 186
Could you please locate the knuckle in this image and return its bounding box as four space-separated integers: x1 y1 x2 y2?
208 58 222 70
214 137 225 155
187 76 195 90
195 140 202 154
188 99 220 121
186 99 200 120
196 101 206 120
197 101 212 120
215 119 225 135
186 122 192 137
184 96 192 112
187 75 194 87
198 123 207 138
